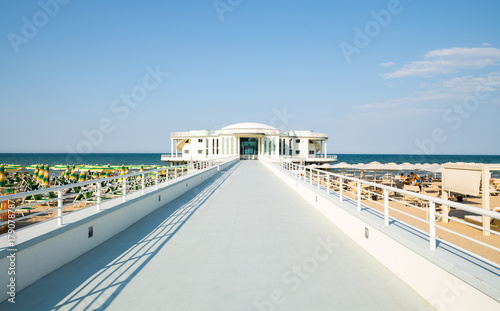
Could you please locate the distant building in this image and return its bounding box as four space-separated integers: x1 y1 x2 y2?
161 122 336 165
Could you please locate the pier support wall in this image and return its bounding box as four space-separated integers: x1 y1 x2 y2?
0 159 237 303
261 160 499 311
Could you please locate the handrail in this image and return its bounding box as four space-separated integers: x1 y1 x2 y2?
259 156 500 265
0 156 239 230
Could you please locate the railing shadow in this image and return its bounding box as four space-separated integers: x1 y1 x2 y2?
3 162 241 311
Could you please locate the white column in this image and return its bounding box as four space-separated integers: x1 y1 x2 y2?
175 139 178 157
171 139 173 157
325 141 328 158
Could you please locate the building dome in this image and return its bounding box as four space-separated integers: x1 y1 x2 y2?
217 122 281 135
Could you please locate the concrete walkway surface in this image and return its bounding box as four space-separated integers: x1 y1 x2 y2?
1 161 432 310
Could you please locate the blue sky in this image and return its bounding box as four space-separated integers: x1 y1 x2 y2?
1 0 499 155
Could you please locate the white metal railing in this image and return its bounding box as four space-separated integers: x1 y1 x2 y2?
161 153 184 159
170 131 216 137
279 154 337 160
240 155 258 160
260 157 500 267
0 156 238 233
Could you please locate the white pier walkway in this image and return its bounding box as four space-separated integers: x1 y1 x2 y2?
2 161 431 310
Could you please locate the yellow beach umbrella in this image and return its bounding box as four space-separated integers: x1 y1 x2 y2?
70 168 77 182
78 170 86 183
37 166 45 184
42 165 50 187
0 164 5 187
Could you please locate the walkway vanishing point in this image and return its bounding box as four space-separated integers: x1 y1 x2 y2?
1 161 490 310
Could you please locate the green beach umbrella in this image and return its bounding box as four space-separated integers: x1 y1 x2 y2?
4 164 23 172
37 166 44 184
70 168 77 182
43 165 50 187
105 171 111 178
0 164 5 187
64 166 71 179
78 170 86 183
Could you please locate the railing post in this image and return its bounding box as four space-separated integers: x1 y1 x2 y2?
384 189 389 226
155 170 159 189
57 190 63 226
175 167 178 182
429 201 436 250
309 168 312 186
141 173 145 194
123 177 127 202
97 182 102 211
327 174 330 195
339 177 343 202
166 169 169 184
357 182 361 211
317 170 320 189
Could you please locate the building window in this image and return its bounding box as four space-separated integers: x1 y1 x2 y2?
309 150 314 155
296 150 300 154
184 150 189 154
198 150 202 154
309 140 313 144
296 139 300 143
198 138 203 143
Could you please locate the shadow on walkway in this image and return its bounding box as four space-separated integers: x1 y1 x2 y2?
3 162 241 311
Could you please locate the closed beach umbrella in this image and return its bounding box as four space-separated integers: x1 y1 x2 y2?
0 164 5 187
78 170 86 183
64 166 71 179
33 165 39 177
37 166 45 184
43 165 50 187
70 168 77 182
105 171 111 178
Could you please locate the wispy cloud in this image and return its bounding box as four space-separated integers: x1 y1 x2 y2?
380 62 395 67
382 47 500 78
359 72 500 110
482 42 492 47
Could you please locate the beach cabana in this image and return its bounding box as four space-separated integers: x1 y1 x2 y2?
441 163 500 236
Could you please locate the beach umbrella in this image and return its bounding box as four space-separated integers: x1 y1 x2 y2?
37 166 45 184
105 171 111 178
78 170 86 183
64 166 70 179
43 165 50 187
4 164 23 172
424 164 442 173
358 162 385 181
317 163 336 170
329 162 355 175
70 168 77 182
0 164 5 187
